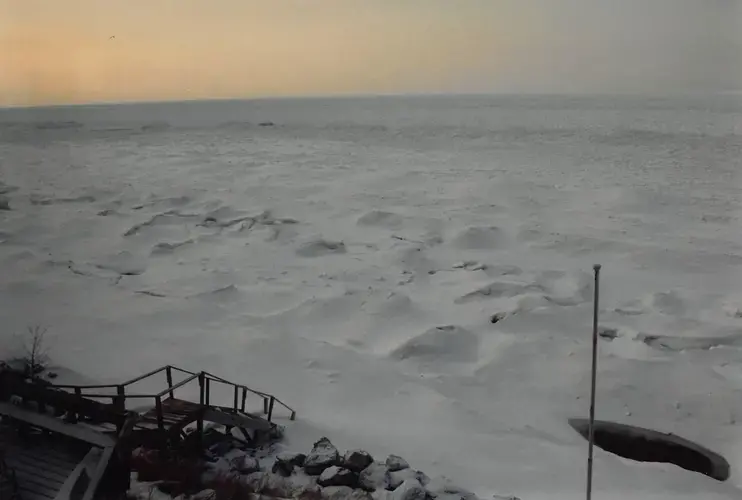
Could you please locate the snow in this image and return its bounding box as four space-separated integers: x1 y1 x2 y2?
1 94 742 499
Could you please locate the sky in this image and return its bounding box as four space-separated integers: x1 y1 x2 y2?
1 0 741 106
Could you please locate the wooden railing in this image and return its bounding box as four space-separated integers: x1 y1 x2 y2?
48 365 296 431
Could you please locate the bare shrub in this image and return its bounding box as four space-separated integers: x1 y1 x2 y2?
10 325 50 377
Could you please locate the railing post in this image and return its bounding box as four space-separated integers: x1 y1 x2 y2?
155 396 164 431
233 386 239 413
115 385 126 411
198 373 205 405
165 366 174 400
240 387 247 413
205 378 211 406
263 397 269 415
73 387 82 423
197 373 205 447
267 397 275 422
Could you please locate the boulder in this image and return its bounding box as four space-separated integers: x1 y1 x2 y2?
389 469 429 490
297 484 324 500
304 437 340 475
391 479 426 500
359 462 390 492
278 452 307 467
232 455 261 475
385 455 409 472
318 466 358 488
321 486 355 500
343 450 374 473
192 490 217 500
241 471 296 498
425 475 478 500
320 486 373 500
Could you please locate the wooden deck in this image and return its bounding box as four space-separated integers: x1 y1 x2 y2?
0 421 115 500
0 365 295 499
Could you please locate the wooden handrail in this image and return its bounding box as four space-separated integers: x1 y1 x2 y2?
201 371 295 419
50 383 120 389
153 372 200 399
168 365 197 376
120 366 169 387
11 365 296 422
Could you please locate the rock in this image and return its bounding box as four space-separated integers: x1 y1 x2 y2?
321 486 372 500
385 455 409 472
279 451 307 467
242 471 296 497
389 469 430 490
372 491 394 500
297 484 324 500
0 196 9 210
318 466 358 488
343 449 374 473
272 451 306 476
192 489 217 500
359 462 390 491
273 460 294 477
392 479 426 500
233 455 261 474
425 476 478 500
304 437 340 475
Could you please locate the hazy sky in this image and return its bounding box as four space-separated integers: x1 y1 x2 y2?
1 0 740 105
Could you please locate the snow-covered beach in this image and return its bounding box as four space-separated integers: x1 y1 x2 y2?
1 94 741 499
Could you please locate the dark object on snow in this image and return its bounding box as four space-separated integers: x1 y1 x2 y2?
342 449 374 473
568 418 730 481
598 328 618 340
259 121 275 127
490 313 506 324
385 455 409 472
318 466 359 488
0 196 10 210
304 437 340 475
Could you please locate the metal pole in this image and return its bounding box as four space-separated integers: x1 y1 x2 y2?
587 264 601 500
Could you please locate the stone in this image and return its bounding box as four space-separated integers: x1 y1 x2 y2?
278 451 307 467
192 489 217 500
233 455 261 475
391 479 426 500
425 476 478 500
321 486 355 500
304 437 340 475
242 471 296 497
272 452 307 477
388 469 430 490
297 484 324 500
320 486 372 500
359 462 390 492
318 466 358 488
343 450 374 473
385 455 409 472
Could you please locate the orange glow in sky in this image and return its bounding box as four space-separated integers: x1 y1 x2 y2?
1 1 739 106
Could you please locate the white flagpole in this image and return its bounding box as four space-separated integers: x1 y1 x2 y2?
586 264 601 500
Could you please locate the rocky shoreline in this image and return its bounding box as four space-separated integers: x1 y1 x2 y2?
127 434 517 500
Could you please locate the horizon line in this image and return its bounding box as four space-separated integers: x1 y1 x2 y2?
1 89 738 111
